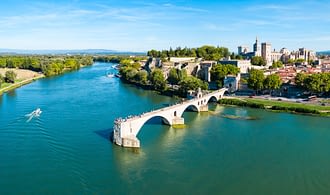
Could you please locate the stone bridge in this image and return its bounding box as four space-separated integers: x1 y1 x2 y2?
113 88 227 148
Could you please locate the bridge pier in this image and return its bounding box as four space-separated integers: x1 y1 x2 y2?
199 105 209 112
172 117 184 125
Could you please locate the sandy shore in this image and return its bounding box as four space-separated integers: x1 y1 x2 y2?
0 68 43 80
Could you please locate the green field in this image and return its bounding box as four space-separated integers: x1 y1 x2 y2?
243 98 330 111
218 97 330 117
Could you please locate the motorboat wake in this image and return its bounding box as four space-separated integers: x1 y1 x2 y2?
25 108 42 122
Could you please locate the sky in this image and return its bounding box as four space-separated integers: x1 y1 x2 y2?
0 0 330 52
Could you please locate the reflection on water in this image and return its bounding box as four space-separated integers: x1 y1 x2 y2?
6 89 17 97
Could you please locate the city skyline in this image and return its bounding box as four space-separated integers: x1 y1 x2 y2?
1 0 330 52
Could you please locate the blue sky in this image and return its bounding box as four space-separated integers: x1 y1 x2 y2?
0 0 330 52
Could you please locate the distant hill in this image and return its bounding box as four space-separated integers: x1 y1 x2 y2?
0 49 146 55
317 50 330 55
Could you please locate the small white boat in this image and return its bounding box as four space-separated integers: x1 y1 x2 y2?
34 108 42 116
107 73 115 78
112 65 120 70
25 108 42 122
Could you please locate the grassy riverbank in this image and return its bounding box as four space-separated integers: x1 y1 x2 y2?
1 68 46 95
218 97 330 117
0 75 45 95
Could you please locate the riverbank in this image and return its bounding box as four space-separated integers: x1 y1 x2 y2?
0 68 44 95
218 97 330 117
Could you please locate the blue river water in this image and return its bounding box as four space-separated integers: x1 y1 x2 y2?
1 62 330 194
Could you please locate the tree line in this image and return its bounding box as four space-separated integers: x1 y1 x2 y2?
93 55 147 64
0 55 94 77
247 69 282 94
119 58 208 97
147 45 231 61
295 72 330 94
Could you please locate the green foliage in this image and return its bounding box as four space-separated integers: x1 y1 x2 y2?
271 61 283 69
295 59 305 63
287 59 295 64
218 98 322 115
295 73 307 88
64 59 80 70
178 76 208 95
5 70 17 83
0 74 3 87
251 56 266 66
295 73 330 93
147 45 230 61
119 66 137 81
0 55 93 77
247 69 264 92
167 68 187 85
149 69 167 91
134 70 148 85
218 98 265 109
263 74 282 92
210 64 240 87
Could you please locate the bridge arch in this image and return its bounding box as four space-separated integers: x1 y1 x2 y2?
176 103 200 118
207 95 218 103
130 114 172 137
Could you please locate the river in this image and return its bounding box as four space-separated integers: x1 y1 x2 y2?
1 62 330 194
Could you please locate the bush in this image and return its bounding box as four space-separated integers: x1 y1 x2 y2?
5 70 17 83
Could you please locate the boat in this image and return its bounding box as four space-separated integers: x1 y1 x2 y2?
25 108 42 122
115 73 121 78
112 65 120 70
107 73 115 78
34 108 42 116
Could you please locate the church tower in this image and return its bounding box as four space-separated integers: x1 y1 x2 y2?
253 36 261 56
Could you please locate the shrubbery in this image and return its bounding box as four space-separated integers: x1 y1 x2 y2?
218 98 320 115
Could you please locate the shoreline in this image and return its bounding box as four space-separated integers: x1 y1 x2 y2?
0 75 45 95
218 97 330 117
119 78 330 117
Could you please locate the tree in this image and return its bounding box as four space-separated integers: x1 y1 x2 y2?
295 59 305 63
264 74 282 95
134 70 148 85
295 73 307 88
120 66 138 81
0 74 3 87
210 64 240 87
287 59 295 64
149 69 167 91
167 68 180 85
303 73 330 94
178 76 208 96
5 70 17 83
251 56 266 66
247 69 264 93
64 59 80 70
167 68 187 85
271 61 283 69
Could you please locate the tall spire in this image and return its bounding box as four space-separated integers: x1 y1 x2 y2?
256 36 258 43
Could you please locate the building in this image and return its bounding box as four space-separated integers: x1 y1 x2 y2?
198 61 217 82
238 45 249 55
253 37 261 57
261 42 272 65
238 37 261 59
224 74 240 93
238 38 318 65
219 60 251 74
271 50 282 63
